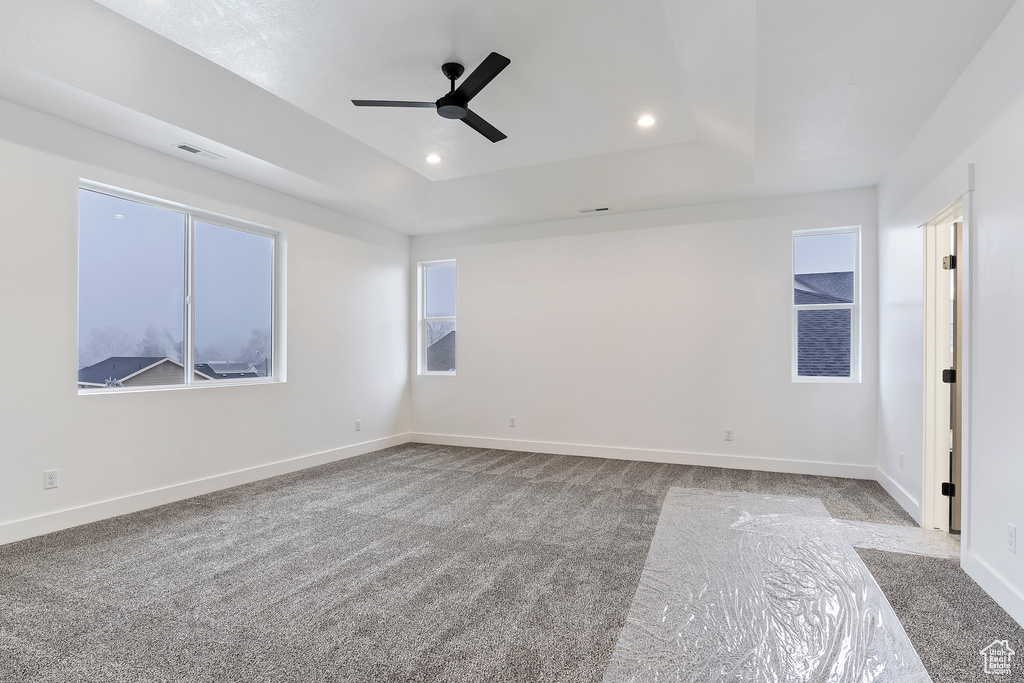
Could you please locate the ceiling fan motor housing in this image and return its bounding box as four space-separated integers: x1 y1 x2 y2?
436 93 469 119
437 62 469 119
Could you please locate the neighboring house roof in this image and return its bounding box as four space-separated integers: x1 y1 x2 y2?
194 363 260 379
794 271 854 304
202 362 256 373
797 309 851 377
79 356 259 386
77 356 169 386
795 271 854 377
426 331 456 372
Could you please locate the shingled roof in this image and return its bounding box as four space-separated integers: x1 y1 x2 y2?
194 363 260 379
426 331 456 372
795 271 854 377
79 357 259 386
794 271 854 304
77 356 170 385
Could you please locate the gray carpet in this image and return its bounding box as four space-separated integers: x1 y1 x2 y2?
0 443 915 682
858 548 1024 683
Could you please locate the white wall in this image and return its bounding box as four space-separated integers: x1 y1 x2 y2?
410 188 878 478
878 1 1024 627
0 100 411 544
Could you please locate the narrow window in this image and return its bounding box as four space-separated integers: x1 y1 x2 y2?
194 221 275 379
420 260 456 374
78 185 280 391
792 227 859 382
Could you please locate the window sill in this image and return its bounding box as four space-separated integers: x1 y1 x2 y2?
792 376 860 384
78 377 284 396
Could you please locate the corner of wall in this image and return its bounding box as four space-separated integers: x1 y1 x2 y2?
875 467 922 525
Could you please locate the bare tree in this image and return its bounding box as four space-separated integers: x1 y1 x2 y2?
245 327 271 367
137 326 180 361
80 326 136 368
195 345 224 364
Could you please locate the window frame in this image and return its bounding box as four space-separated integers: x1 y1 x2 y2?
78 180 284 395
791 225 861 384
418 259 457 376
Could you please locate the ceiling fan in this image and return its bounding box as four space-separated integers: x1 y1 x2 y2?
352 52 511 143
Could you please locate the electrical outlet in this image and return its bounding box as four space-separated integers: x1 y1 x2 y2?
43 469 58 490
724 428 734 442
509 416 516 428
1009 524 1017 554
355 419 362 432
899 452 904 471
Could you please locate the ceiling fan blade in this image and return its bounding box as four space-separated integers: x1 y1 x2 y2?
453 52 511 102
462 110 507 143
351 100 436 108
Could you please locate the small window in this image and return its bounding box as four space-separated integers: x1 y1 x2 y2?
420 260 456 374
792 227 859 382
78 185 279 391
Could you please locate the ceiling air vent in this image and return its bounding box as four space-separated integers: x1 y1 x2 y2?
175 143 225 160
578 206 611 214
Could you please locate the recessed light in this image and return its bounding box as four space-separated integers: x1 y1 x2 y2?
425 154 442 164
113 214 125 219
636 115 656 127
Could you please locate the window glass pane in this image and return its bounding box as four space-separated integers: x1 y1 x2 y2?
194 222 274 379
797 309 851 377
78 189 186 389
425 264 456 317
425 320 457 372
794 233 855 304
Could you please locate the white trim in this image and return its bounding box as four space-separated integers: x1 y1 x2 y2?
875 467 922 525
409 433 876 479
960 187 974 559
77 180 284 391
79 179 281 240
0 434 411 547
920 194 967 534
418 259 457 376
79 376 280 396
185 210 196 383
963 551 1024 630
791 225 862 382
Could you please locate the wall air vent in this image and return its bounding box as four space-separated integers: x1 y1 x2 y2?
175 143 225 160
578 207 611 214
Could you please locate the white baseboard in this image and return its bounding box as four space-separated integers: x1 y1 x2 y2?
0 434 411 547
875 467 922 525
963 550 1024 630
409 433 877 479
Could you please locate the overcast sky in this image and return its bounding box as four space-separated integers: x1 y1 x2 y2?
425 263 456 318
78 189 272 366
794 232 856 274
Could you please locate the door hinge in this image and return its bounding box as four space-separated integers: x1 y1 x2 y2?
942 368 957 384
941 482 956 497
942 255 957 270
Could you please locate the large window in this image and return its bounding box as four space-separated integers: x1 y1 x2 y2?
419 260 456 374
78 184 279 391
792 227 859 382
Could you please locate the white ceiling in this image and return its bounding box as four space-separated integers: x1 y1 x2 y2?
0 0 1016 235
90 0 701 181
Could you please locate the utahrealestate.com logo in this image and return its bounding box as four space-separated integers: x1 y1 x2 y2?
981 639 1015 676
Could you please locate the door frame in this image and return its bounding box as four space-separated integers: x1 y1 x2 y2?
921 192 972 540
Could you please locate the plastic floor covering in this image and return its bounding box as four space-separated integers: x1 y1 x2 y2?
604 488 959 682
